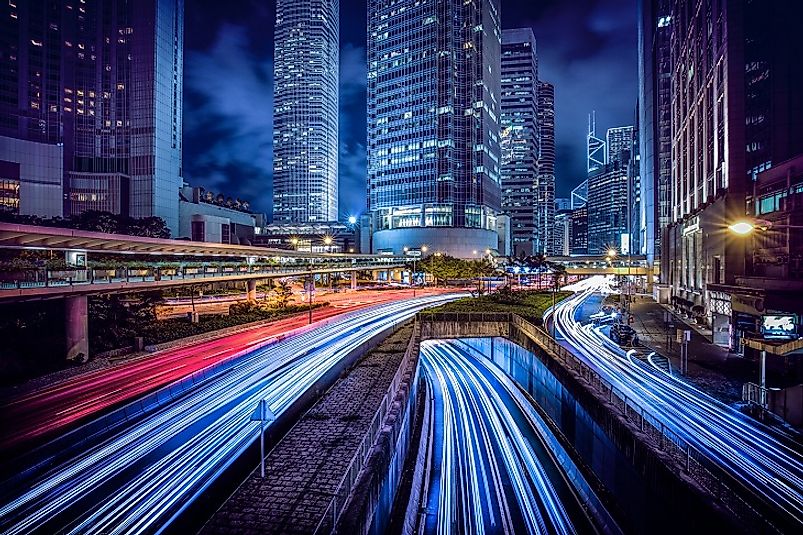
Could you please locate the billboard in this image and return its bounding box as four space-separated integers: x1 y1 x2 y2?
761 315 798 339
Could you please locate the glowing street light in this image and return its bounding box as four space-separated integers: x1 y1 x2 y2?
728 221 757 235
323 236 333 246
348 215 357 225
607 248 617 257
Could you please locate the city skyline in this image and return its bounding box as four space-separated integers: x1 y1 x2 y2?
183 0 638 218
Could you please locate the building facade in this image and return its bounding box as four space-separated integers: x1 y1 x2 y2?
587 111 606 173
178 185 260 245
0 0 184 232
554 209 571 256
537 80 556 255
367 0 502 257
569 205 588 255
661 0 803 348
606 125 635 164
500 28 539 257
272 0 339 224
638 0 673 266
587 161 629 254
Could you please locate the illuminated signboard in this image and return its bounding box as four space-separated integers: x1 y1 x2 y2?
761 315 798 339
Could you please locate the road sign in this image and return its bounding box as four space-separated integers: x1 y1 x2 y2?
250 399 277 422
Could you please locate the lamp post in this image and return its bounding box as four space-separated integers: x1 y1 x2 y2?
404 246 418 297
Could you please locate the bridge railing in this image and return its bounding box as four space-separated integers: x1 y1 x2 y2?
0 261 402 291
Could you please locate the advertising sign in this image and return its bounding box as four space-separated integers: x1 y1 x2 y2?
760 315 798 339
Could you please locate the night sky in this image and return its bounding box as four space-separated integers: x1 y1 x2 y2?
184 0 637 219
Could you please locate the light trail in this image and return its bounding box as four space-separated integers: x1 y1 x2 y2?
420 339 607 534
0 288 451 452
547 277 803 528
0 294 460 535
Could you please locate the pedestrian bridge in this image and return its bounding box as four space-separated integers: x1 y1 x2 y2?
0 223 406 303
548 254 657 277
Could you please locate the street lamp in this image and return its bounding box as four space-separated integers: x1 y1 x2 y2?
728 218 803 235
404 246 418 297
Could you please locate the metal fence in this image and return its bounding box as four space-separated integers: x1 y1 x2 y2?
313 320 421 534
511 315 780 533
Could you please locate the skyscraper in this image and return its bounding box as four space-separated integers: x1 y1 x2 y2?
272 0 339 224
587 111 606 173
367 0 502 257
637 0 672 266
0 0 184 231
587 160 629 254
606 125 634 164
537 80 556 255
500 28 539 257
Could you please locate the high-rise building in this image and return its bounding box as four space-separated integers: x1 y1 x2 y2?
555 197 571 211
272 0 339 224
570 180 588 209
554 209 571 256
500 28 539 257
660 0 803 348
627 110 641 256
537 80 556 255
569 204 588 255
587 160 629 254
367 0 502 257
638 0 672 266
606 125 634 164
587 111 606 173
0 0 184 231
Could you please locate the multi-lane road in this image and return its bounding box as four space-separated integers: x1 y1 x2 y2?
419 338 614 534
0 288 449 453
0 293 459 535
547 277 803 528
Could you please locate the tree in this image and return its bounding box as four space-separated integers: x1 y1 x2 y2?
272 279 294 308
126 216 171 238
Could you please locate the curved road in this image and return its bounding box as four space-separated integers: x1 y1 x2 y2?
419 339 610 534
547 277 803 529
0 294 459 535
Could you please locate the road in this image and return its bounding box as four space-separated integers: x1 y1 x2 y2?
419 339 611 534
0 288 451 453
0 293 459 535
548 276 803 529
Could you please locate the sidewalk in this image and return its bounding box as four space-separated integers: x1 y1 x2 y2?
628 297 755 404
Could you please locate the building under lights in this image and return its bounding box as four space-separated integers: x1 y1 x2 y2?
366 0 503 258
0 0 184 232
272 0 339 224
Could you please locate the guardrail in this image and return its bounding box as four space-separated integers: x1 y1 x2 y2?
511 315 780 533
742 382 768 408
0 262 400 292
313 319 421 534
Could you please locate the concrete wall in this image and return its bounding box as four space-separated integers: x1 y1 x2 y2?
372 227 498 258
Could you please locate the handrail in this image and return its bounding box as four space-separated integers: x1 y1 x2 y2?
313 319 421 534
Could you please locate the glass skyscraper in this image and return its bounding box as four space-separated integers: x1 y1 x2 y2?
0 0 184 232
367 0 502 257
537 80 556 255
272 0 339 224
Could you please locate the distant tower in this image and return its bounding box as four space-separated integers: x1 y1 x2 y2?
272 0 339 223
587 111 606 173
606 125 635 164
537 80 556 255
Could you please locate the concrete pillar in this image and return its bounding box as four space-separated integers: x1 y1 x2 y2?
350 271 357 291
247 279 257 302
65 295 89 362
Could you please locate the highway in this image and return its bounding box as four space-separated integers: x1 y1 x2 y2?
0 293 459 535
0 288 451 453
547 277 803 528
419 339 612 534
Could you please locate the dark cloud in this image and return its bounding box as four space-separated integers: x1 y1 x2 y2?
338 43 368 219
183 23 274 212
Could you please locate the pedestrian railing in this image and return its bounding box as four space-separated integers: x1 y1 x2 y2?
510 314 781 533
742 382 769 408
313 320 421 534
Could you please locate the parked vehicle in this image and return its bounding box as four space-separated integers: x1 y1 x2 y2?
609 323 639 346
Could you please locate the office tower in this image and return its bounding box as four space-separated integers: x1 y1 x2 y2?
537 80 556 255
606 125 634 164
0 0 184 231
500 28 539 257
638 0 672 265
570 180 587 209
628 111 641 256
587 160 628 254
272 0 339 224
569 205 588 255
554 209 571 256
660 0 803 347
367 0 502 257
587 111 606 173
555 197 571 211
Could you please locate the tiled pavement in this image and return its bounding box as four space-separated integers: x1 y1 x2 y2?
201 326 413 534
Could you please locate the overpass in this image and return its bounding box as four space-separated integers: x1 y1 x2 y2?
0 223 407 359
548 254 658 278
